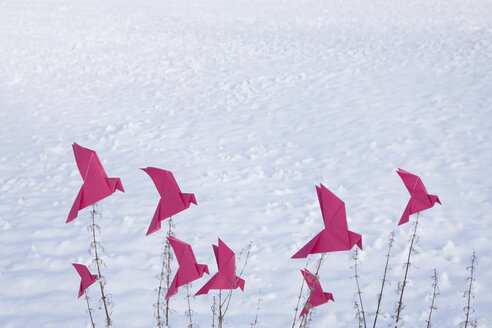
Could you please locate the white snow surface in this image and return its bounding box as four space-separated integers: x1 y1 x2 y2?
1 0 491 327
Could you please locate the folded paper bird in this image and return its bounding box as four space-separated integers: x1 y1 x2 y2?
300 268 334 316
396 168 441 225
72 263 98 298
141 167 197 236
165 236 209 299
66 143 124 223
195 238 245 295
292 184 362 258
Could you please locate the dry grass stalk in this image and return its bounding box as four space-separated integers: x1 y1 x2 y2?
372 230 395 328
353 248 367 328
462 250 478 328
155 217 174 327
89 204 112 327
426 268 439 328
395 212 420 326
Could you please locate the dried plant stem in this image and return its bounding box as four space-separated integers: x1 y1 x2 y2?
354 249 367 328
90 205 111 327
186 283 193 328
156 217 173 327
291 258 310 328
426 269 439 328
250 289 261 328
211 295 216 328
372 231 395 328
218 290 223 328
84 290 96 328
395 212 420 326
463 250 477 328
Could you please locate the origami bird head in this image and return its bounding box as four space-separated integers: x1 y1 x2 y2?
195 238 245 295
141 167 197 235
299 268 334 317
72 263 98 298
66 143 124 223
397 168 441 225
292 184 362 258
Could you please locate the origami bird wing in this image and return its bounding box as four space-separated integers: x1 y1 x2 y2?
140 167 181 198
317 184 349 245
73 143 107 179
169 236 200 277
72 263 98 298
397 168 426 195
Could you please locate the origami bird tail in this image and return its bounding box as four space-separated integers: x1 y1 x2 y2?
300 303 312 317
67 188 83 223
146 205 162 236
291 233 322 259
195 279 212 296
398 201 412 226
165 275 179 299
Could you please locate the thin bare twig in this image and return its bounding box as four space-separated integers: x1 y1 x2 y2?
354 248 367 328
84 290 96 328
250 289 262 328
90 204 111 326
463 250 477 328
292 258 311 328
373 231 395 328
426 268 439 328
156 217 174 327
186 283 194 328
395 212 420 326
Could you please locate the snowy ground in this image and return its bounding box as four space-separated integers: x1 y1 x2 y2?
1 0 491 327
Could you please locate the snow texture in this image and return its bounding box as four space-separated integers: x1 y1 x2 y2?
0 0 491 327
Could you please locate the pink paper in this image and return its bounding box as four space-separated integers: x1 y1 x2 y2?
397 168 441 225
300 269 334 316
165 236 209 299
141 167 197 235
195 238 245 295
66 143 124 223
292 184 362 258
72 263 98 298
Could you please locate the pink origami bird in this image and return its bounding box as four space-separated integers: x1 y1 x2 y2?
141 167 197 236
396 168 441 226
300 269 334 317
292 184 362 258
195 238 245 295
66 143 124 223
166 236 209 299
72 263 98 298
